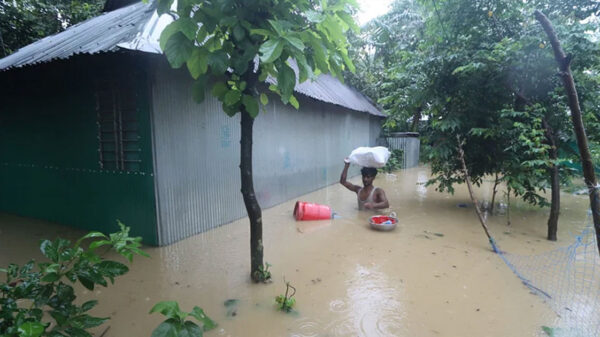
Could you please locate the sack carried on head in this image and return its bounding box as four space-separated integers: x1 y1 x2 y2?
347 146 391 168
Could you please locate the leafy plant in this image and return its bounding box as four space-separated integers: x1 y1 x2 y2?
253 262 272 283
380 149 404 173
275 281 296 313
0 221 148 337
150 301 216 337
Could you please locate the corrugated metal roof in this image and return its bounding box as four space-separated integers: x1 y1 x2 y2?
0 1 384 116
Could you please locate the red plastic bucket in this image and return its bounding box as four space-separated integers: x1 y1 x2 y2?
294 201 332 221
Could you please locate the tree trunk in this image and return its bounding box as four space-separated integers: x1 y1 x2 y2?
240 108 264 282
535 11 600 254
411 106 422 132
457 136 498 252
543 118 560 241
490 172 499 214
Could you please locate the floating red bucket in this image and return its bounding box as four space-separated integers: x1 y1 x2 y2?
294 201 332 221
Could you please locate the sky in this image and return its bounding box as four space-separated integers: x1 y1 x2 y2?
355 0 393 25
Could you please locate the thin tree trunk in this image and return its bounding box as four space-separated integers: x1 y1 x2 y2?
490 172 499 214
411 106 422 132
457 136 498 252
507 187 511 226
542 118 560 241
240 108 264 282
535 11 600 254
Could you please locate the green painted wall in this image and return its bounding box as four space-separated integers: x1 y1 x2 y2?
0 54 158 245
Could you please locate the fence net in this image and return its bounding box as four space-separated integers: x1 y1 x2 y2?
497 212 600 337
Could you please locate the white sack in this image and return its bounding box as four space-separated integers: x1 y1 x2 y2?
348 146 391 168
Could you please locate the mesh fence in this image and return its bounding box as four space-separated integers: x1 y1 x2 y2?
497 212 600 336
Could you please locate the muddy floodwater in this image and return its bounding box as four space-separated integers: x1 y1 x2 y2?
0 167 592 337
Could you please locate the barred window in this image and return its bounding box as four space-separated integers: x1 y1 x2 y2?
95 80 141 171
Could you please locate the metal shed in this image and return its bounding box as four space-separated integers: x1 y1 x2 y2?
0 1 385 245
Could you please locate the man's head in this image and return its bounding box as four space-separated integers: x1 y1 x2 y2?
361 167 378 187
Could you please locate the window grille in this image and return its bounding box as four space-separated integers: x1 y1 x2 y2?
95 80 141 171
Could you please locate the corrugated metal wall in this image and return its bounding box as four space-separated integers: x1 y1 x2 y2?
150 64 380 245
0 54 159 244
386 136 421 169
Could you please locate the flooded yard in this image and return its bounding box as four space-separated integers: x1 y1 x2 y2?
0 167 592 337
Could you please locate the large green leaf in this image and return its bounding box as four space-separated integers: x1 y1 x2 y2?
224 89 242 106
189 307 217 331
259 38 284 63
151 320 179 337
304 10 324 23
208 51 228 74
69 315 108 329
284 36 305 51
179 321 203 337
96 261 128 278
149 301 181 321
242 95 259 118
187 48 209 79
164 32 194 69
159 18 197 51
277 63 296 104
17 322 45 337
192 78 207 103
211 82 228 99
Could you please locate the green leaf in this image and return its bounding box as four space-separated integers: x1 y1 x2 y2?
250 28 273 37
208 51 228 74
337 11 359 33
64 327 91 337
70 315 108 329
233 25 246 41
156 0 174 15
41 272 60 283
150 301 181 320
222 102 239 117
307 35 328 71
224 90 242 106
187 48 209 79
164 32 194 69
96 261 129 277
180 321 203 337
77 275 95 290
81 300 98 312
260 93 269 106
284 36 305 51
151 320 179 337
40 240 59 262
88 240 110 251
211 82 228 99
267 20 284 36
277 63 296 103
159 22 180 51
189 307 217 331
17 322 45 337
259 39 284 63
304 10 324 23
242 95 259 118
192 78 206 103
541 326 555 336
289 95 299 110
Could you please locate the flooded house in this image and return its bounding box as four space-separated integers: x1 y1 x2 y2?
0 1 385 246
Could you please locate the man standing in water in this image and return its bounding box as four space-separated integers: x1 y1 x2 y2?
340 159 389 210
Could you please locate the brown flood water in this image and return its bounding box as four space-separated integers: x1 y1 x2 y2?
0 167 591 337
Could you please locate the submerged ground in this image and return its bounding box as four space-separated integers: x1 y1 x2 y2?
0 167 592 336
